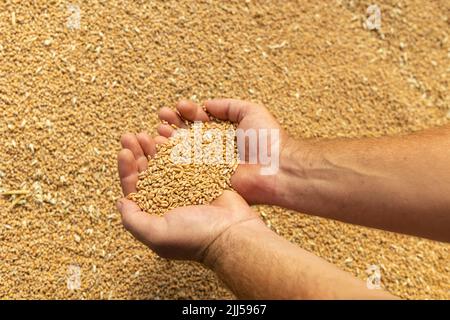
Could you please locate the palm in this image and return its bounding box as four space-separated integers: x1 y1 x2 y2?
155 194 257 260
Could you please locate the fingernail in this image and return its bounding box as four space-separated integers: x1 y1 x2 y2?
116 200 123 212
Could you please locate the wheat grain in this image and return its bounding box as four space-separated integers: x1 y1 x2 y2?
0 0 448 300
128 120 238 215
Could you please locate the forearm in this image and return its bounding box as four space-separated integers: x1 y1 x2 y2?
275 126 450 242
204 219 395 299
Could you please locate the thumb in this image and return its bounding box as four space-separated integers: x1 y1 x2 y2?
116 198 167 248
204 98 258 123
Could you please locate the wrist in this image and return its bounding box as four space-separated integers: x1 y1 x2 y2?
201 218 269 271
273 138 320 208
241 136 318 206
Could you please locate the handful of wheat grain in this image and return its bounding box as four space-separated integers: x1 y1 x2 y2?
128 120 239 215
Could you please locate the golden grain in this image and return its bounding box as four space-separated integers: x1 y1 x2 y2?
128 120 238 216
0 0 448 300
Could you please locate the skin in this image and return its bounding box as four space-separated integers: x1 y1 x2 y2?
156 99 450 242
117 99 450 299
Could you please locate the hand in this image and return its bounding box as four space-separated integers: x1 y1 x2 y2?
157 99 293 205
117 132 263 261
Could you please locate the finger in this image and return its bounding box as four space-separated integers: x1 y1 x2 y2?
121 133 148 172
118 149 138 196
157 124 175 138
158 107 187 128
154 135 169 145
204 99 259 123
117 198 167 249
176 100 210 122
136 132 156 158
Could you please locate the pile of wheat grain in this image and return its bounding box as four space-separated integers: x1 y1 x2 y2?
0 0 448 299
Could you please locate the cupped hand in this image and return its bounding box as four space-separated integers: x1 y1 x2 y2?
117 132 263 262
157 99 292 205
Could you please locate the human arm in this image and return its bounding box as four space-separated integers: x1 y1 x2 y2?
274 125 450 243
203 217 395 299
